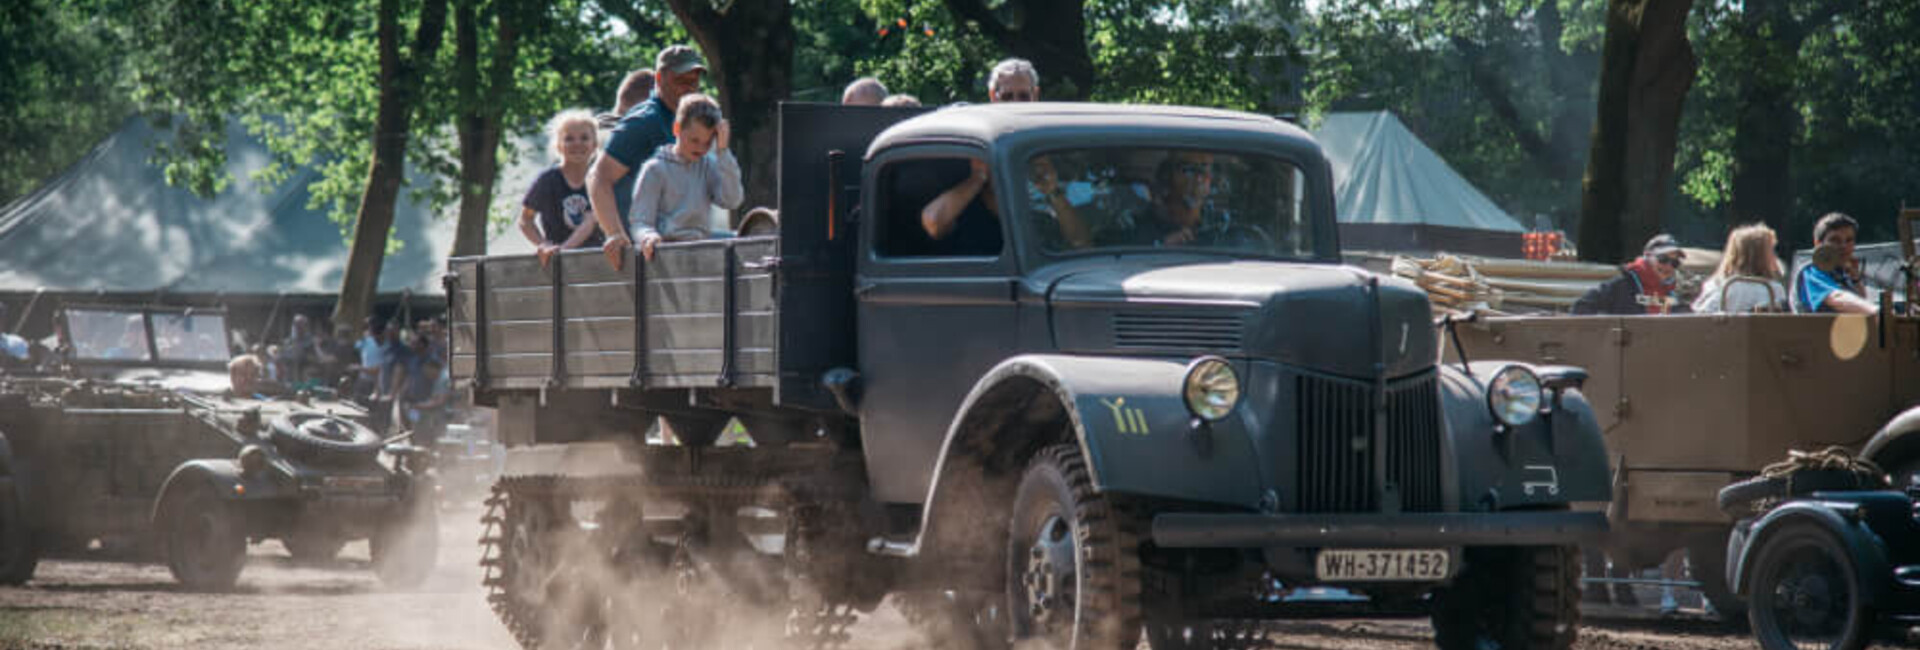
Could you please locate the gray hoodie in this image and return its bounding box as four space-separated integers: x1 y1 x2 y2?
628 144 744 242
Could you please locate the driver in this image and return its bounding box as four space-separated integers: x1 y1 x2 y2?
1094 151 1217 247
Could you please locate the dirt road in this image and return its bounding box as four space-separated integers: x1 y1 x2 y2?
0 508 1903 650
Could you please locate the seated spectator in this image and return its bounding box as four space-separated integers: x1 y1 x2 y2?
881 94 921 108
1693 223 1787 313
1572 234 1693 315
841 77 889 105
519 109 605 267
629 94 743 261
1791 212 1877 314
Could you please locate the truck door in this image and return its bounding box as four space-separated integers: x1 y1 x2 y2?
857 150 1021 504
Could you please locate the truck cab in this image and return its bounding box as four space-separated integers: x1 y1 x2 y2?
455 103 1613 650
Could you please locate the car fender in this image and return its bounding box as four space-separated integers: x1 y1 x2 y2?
911 355 1265 562
1860 405 1920 475
1440 362 1612 509
150 459 287 524
1730 500 1891 606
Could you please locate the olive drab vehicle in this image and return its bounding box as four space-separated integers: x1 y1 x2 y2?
452 103 1612 650
0 305 438 590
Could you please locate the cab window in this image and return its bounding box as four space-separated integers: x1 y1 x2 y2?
874 157 1005 259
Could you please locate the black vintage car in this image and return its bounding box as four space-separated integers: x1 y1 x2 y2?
0 305 436 590
1721 462 1920 650
454 103 1614 650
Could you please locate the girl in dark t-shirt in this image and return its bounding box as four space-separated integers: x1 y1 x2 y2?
517 110 605 265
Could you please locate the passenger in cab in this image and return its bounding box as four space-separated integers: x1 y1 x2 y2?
1091 152 1219 248
628 94 742 261
919 58 1039 251
1572 234 1692 315
1792 212 1877 314
1692 223 1786 313
518 110 604 267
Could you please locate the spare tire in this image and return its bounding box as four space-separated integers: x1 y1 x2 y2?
269 412 383 465
1717 468 1887 519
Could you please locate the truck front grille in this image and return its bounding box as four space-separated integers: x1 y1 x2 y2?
1296 372 1443 513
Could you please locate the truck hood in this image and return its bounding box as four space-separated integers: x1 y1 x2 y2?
1048 260 1436 378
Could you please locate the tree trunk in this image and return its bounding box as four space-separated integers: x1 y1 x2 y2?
1577 0 1695 263
1725 0 1851 236
944 0 1094 100
450 0 521 258
332 0 450 332
663 0 793 215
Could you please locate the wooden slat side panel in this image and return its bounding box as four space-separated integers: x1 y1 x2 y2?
456 317 641 355
647 276 775 314
483 256 555 289
491 285 636 321
647 313 776 350
482 351 631 378
644 349 774 377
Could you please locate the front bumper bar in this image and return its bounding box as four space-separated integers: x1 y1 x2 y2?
1152 510 1608 548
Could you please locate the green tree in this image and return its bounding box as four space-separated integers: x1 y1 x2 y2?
0 0 134 206
1577 0 1696 263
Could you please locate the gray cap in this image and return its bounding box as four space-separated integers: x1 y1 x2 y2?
656 45 707 75
1642 233 1684 258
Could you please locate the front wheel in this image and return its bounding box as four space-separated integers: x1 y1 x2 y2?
162 482 247 591
1430 545 1579 650
1746 522 1870 650
1006 444 1143 650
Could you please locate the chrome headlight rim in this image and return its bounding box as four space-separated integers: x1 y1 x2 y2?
1486 365 1544 427
1182 356 1241 422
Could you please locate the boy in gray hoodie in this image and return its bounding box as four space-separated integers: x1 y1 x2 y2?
629 93 744 260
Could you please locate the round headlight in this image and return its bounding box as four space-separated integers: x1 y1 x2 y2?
237 444 268 476
1487 365 1544 427
1183 357 1241 421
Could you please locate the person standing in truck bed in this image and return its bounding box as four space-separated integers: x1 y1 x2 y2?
627 94 742 262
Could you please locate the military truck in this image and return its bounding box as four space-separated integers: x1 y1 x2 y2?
0 305 438 590
1450 299 1920 616
453 103 1612 650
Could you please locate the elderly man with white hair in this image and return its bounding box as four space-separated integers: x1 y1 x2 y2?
841 76 889 105
987 57 1039 102
918 58 1055 248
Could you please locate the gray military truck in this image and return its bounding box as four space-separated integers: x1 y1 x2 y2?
0 305 437 590
453 103 1611 650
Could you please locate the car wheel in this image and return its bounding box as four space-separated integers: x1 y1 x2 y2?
1746 522 1870 650
0 474 38 585
1430 545 1579 650
162 482 246 591
1006 444 1143 650
372 493 438 588
282 533 347 564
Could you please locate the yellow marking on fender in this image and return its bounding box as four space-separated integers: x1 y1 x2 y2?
1099 397 1151 436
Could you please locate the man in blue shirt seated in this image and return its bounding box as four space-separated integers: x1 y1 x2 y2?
1792 212 1878 314
589 44 706 269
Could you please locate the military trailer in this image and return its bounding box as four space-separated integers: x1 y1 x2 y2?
1450 308 1920 615
0 305 437 590
453 103 1612 650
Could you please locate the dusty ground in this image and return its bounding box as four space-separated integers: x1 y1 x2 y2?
0 508 1908 650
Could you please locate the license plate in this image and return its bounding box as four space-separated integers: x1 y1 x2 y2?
322 476 389 492
1314 549 1449 582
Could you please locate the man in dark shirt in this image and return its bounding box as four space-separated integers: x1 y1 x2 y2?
1571 234 1692 315
918 58 1038 254
1093 152 1221 248
590 44 706 269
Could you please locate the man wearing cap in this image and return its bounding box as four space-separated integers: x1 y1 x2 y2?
1572 234 1693 315
590 45 706 268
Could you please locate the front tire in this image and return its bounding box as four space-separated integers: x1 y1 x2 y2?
1006 444 1143 650
162 482 246 591
1746 522 1869 650
1430 545 1579 650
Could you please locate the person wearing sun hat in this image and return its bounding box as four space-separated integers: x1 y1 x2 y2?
1571 233 1693 315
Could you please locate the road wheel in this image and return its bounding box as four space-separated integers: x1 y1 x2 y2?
1006 444 1143 650
282 533 346 564
0 456 40 586
162 482 246 591
1431 545 1579 650
1747 522 1869 650
1686 534 1746 624
372 491 438 588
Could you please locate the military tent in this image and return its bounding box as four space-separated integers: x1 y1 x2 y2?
1312 111 1528 257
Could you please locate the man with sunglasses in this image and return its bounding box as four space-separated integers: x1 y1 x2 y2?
1572 234 1693 315
1092 152 1225 248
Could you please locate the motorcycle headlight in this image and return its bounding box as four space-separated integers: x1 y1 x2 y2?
1486 365 1543 427
1183 356 1241 422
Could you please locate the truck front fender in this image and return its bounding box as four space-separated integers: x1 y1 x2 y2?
1730 501 1891 607
1860 406 1920 480
150 460 288 525
1442 362 1612 510
911 355 1264 565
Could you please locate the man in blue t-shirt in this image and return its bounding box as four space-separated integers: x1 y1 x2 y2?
589 44 707 269
1792 212 1878 314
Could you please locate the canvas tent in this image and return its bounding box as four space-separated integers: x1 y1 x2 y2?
1312 111 1528 257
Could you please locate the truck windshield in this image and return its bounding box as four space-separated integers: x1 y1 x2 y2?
1026 147 1313 258
152 312 230 362
67 309 152 362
